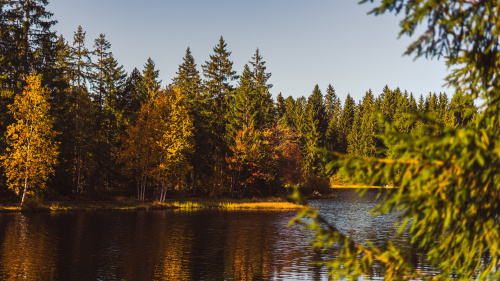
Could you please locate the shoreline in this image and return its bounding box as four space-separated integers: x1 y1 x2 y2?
0 198 301 213
330 184 394 189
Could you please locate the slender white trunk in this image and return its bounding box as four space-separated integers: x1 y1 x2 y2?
22 139 31 204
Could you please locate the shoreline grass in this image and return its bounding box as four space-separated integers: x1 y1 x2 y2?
0 197 299 213
330 183 394 189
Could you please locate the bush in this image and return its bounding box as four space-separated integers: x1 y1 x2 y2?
301 173 331 195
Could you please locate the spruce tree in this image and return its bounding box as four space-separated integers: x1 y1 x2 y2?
202 36 237 113
358 90 378 157
68 25 91 90
119 67 144 124
0 0 57 95
173 47 201 99
282 96 296 129
89 33 127 190
449 88 475 127
172 47 208 193
337 94 355 154
91 33 112 108
228 64 256 135
276 93 286 121
201 36 237 191
347 103 361 156
306 85 328 150
249 48 274 128
302 85 329 174
324 84 341 150
381 85 397 122
141 57 161 101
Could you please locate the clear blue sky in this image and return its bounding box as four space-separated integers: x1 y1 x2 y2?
47 0 449 103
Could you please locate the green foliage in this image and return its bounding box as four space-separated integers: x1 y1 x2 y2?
140 57 161 100
301 173 331 195
291 0 500 280
173 47 201 100
337 94 355 154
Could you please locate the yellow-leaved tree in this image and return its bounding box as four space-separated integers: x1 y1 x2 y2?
2 74 59 204
120 87 194 201
155 87 194 201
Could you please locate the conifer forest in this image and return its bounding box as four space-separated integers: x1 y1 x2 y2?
0 0 476 203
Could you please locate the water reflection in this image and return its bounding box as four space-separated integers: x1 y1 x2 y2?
0 190 420 280
0 213 58 280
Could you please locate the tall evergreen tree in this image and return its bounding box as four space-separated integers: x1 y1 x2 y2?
228 64 256 134
141 57 161 101
249 48 274 128
201 36 237 192
276 93 286 121
381 85 397 122
90 33 111 107
337 94 355 154
324 84 341 151
202 36 237 113
68 25 91 90
172 47 209 193
173 47 201 99
89 33 127 191
282 96 296 129
304 85 328 157
119 67 143 124
0 0 57 95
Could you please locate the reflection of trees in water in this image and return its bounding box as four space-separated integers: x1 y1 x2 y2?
0 213 58 280
0 196 446 280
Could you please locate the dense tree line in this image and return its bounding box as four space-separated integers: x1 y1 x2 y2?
0 0 475 202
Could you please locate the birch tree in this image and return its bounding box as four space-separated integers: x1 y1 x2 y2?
3 74 58 203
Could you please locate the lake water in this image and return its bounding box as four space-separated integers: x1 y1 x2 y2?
0 189 422 280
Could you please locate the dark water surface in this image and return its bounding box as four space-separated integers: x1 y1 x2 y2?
0 190 419 280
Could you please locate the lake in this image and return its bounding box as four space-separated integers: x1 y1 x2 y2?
0 189 423 280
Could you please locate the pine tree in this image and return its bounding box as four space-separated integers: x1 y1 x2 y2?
141 57 161 101
337 94 355 154
172 47 207 193
347 103 362 156
202 36 237 113
249 48 274 128
46 32 96 195
276 93 286 121
228 64 256 135
358 90 378 157
282 96 296 129
89 33 127 190
119 67 143 124
201 36 237 192
173 47 201 100
324 84 341 151
2 74 58 203
294 96 307 146
0 0 57 95
449 88 475 127
68 25 91 90
302 85 328 173
90 33 112 107
381 85 397 122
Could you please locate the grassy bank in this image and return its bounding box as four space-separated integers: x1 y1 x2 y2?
330 184 393 189
0 197 299 212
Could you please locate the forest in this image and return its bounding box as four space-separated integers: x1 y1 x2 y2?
0 0 475 203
